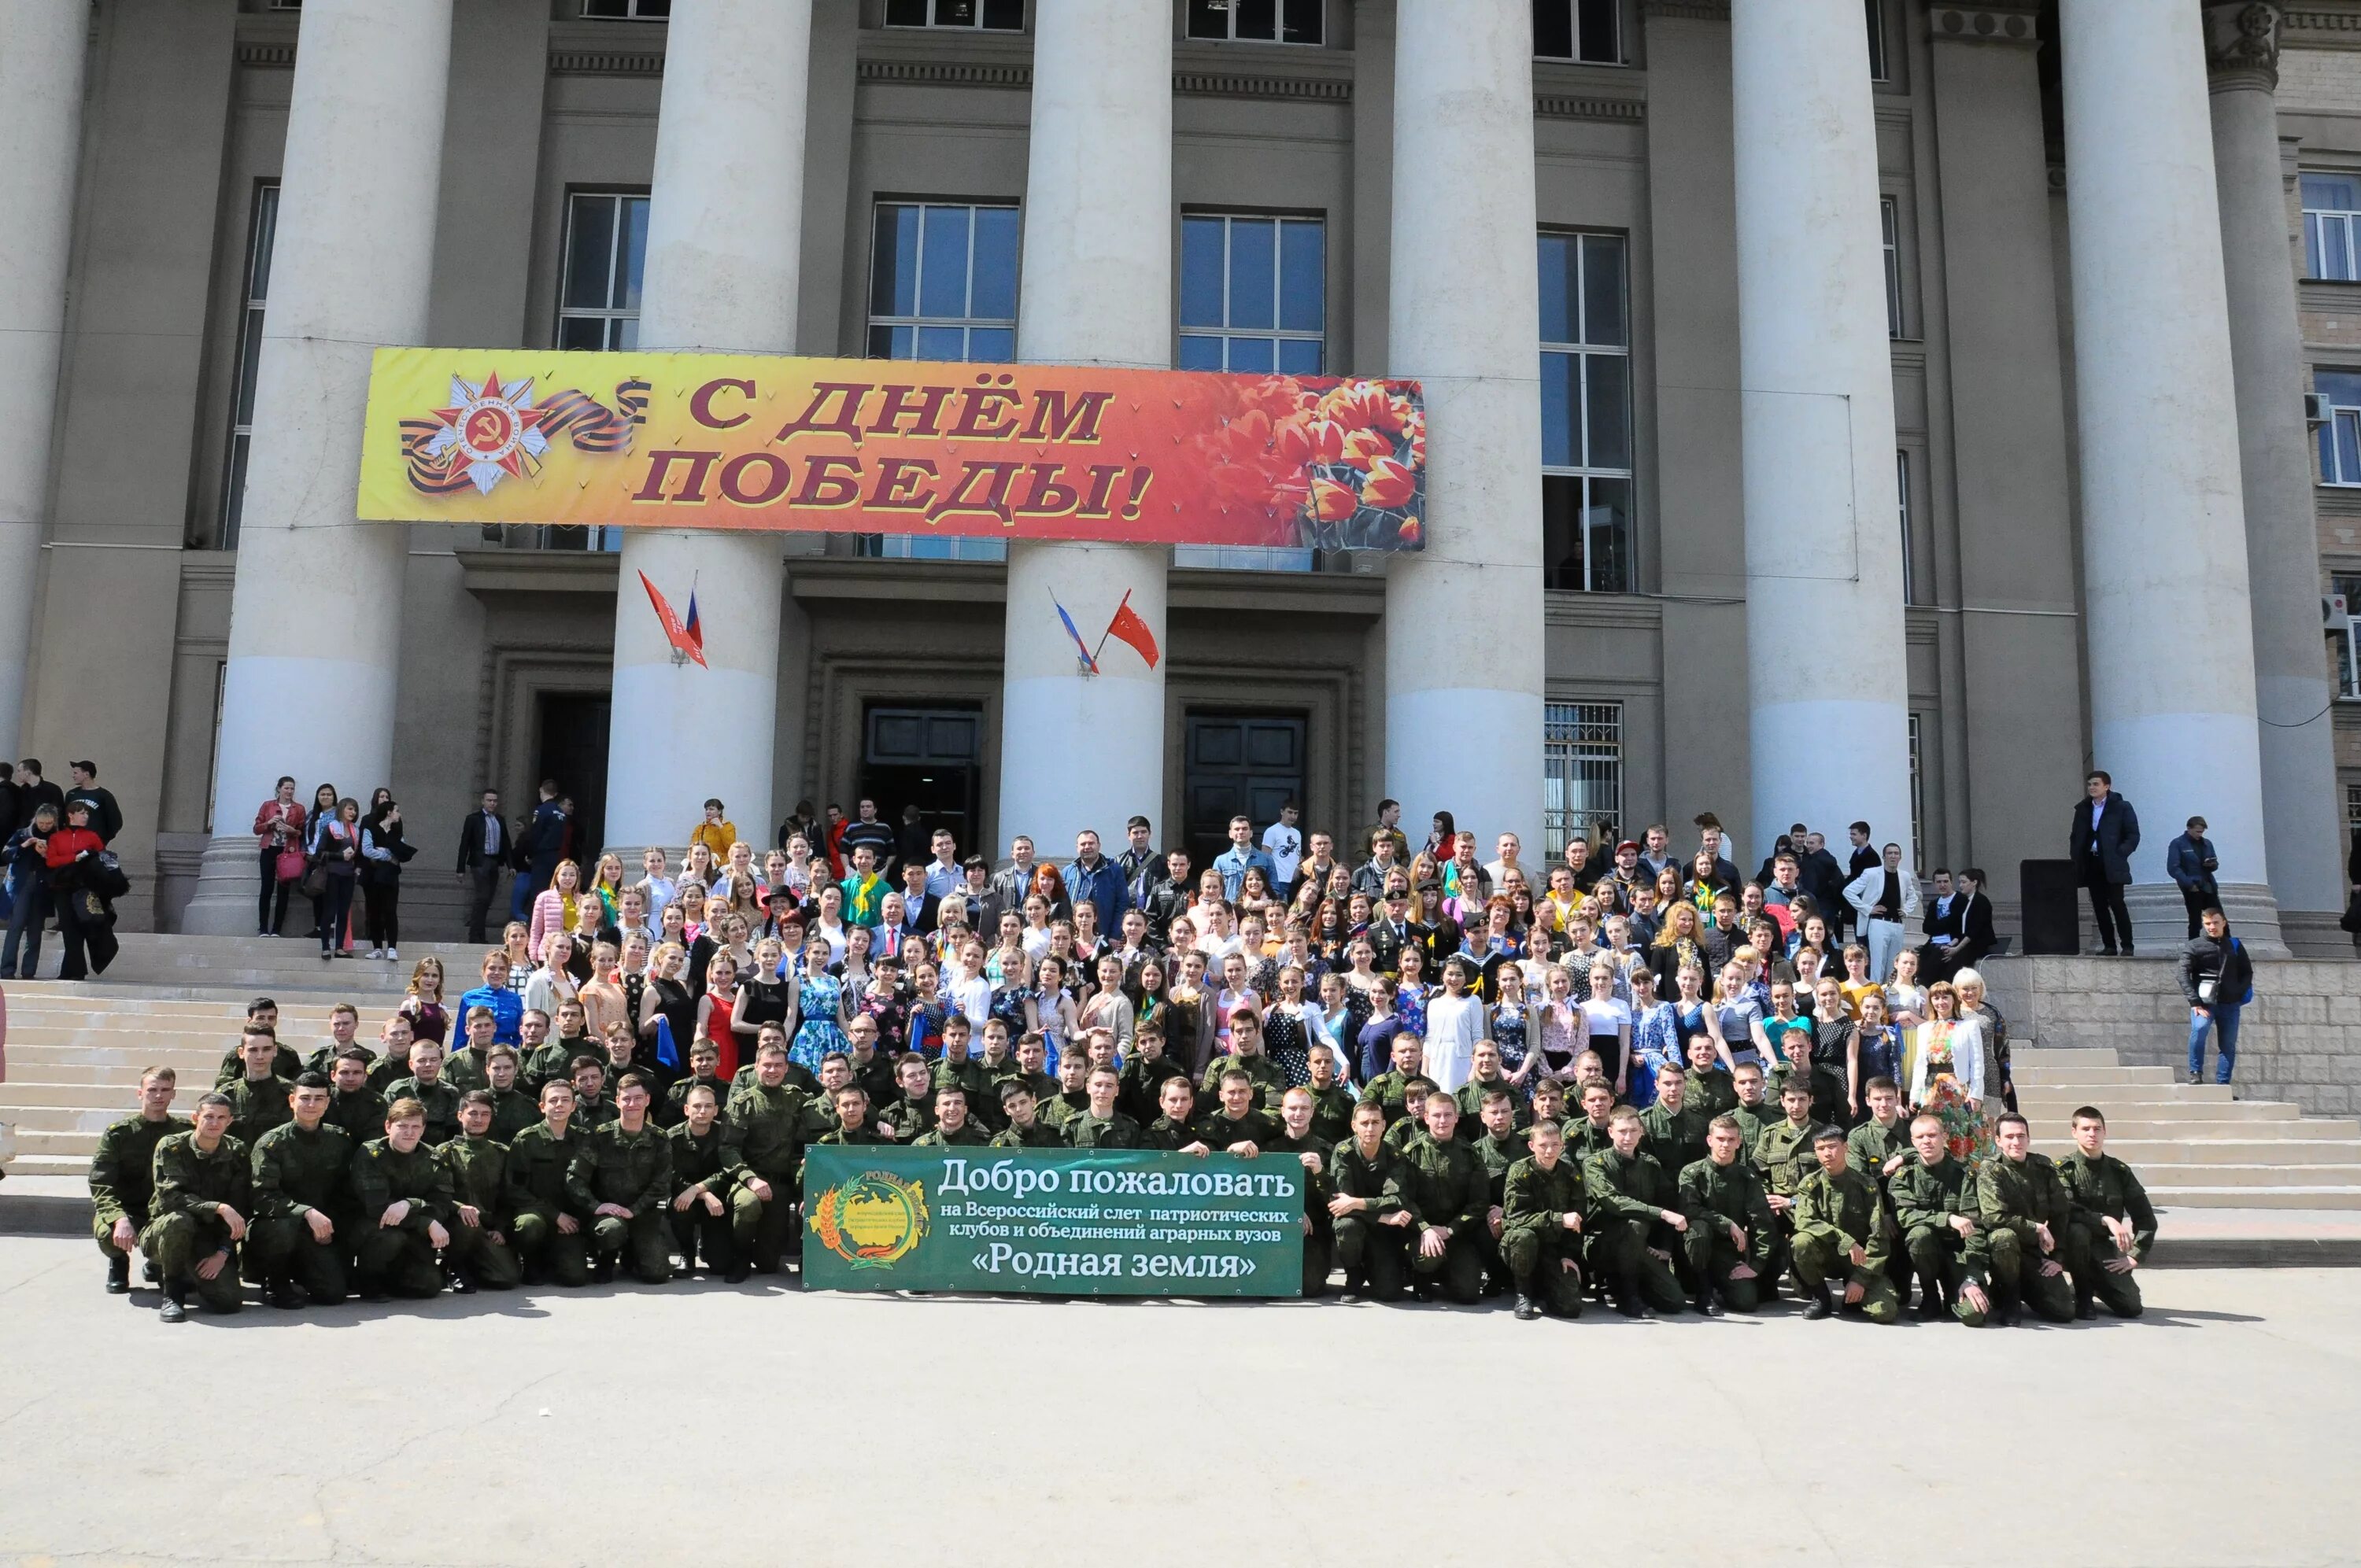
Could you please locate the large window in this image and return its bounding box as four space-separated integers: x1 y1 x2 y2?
2319 371 2361 487
220 182 279 550
1881 195 1903 339
1178 214 1325 570
557 191 648 351
1539 231 1632 593
1186 0 1321 44
866 201 1022 561
885 0 1024 29
1532 0 1620 64
2330 574 2361 700
2305 172 2361 282
1544 701 1623 854
1866 0 1890 82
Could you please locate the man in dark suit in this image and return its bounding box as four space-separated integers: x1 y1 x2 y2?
894 861 940 947
1919 866 1995 983
2071 771 2141 957
456 788 510 943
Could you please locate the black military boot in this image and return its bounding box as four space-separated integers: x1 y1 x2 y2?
158 1281 189 1323
265 1271 303 1311
1513 1293 1540 1321
1611 1281 1644 1319
105 1253 131 1295
445 1264 477 1296
1991 1282 2020 1327
591 1253 619 1286
142 1258 161 1286
1802 1280 1834 1320
2075 1286 2097 1322
1914 1271 1945 1321
1691 1283 1724 1318
357 1271 390 1304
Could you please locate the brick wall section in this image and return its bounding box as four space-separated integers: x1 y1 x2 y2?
1982 957 2361 1116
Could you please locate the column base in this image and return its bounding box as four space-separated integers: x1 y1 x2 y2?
178 834 280 936
2125 880 2288 959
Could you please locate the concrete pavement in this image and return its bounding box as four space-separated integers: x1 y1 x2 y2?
0 1237 2348 1567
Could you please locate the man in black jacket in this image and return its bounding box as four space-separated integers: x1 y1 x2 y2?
455 788 510 944
1919 867 1996 983
2070 771 2141 957
2178 906 2252 1087
64 762 123 845
16 759 65 836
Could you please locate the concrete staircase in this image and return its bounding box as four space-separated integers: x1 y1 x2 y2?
2014 1046 2361 1208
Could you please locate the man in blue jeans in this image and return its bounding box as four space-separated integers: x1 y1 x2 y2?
2178 906 2253 1087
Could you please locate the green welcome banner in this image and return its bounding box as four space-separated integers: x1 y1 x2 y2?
800 1146 1308 1298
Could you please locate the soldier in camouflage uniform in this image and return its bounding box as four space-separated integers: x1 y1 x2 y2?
440 1091 522 1290
223 1027 294 1151
567 1075 674 1284
1145 1074 1207 1150
1502 1117 1585 1320
442 1005 499 1096
1034 1041 1092 1131
248 1072 355 1308
1682 1034 1739 1120
1976 1112 2077 1326
2057 1106 2156 1320
1329 1098 1410 1301
1847 1075 1917 1305
1766 1026 1844 1131
1890 1112 1993 1326
145 1094 252 1322
1641 1063 1711 1176
1728 1062 1779 1149
325 1050 388 1146
1358 1033 1430 1127
1117 1024 1188 1127
989 1083 1068 1149
506 1079 593 1287
87 1066 186 1295
1192 1069 1283 1154
1583 1107 1688 1317
1063 1066 1145 1148
1565 1081 1620 1164
351 1098 457 1300
668 1081 751 1281
878 1053 939 1142
1676 1115 1777 1315
1383 1093 1491 1304
1452 1042 1524 1140
484 1046 540 1144
914 1084 993 1147
1790 1128 1899 1323
664 1042 734 1130
1265 1086 1336 1297
382 1038 464 1146
1302 1045 1358 1147
817 1085 892 1145
1198 1010 1285 1114
727 1041 824 1268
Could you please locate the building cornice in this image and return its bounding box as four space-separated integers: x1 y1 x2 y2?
2285 6 2361 50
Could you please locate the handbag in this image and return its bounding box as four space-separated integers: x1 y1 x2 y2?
275 845 308 884
300 856 328 900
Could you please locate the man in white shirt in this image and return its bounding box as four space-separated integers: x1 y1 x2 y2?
1483 832 1527 891
1261 802 1304 901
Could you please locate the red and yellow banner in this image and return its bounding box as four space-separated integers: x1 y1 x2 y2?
357 349 1426 551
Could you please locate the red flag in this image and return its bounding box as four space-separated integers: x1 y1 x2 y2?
1103 590 1159 670
638 570 708 668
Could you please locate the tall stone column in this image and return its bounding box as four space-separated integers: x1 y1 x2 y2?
998 0 1170 854
1384 0 1545 853
0 2 87 758
603 0 808 857
2060 0 2284 953
2208 2 2344 927
184 0 453 933
1731 0 1914 871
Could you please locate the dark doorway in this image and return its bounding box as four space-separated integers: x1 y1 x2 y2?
536 692 610 865
1182 711 1306 873
859 703 983 857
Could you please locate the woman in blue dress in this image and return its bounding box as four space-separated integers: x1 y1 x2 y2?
1627 965 1683 1109
785 935 852 1075
1395 943 1432 1040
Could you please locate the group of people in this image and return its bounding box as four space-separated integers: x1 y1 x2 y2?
2 757 126 980
89 799 2160 1326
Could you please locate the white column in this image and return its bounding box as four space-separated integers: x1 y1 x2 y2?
183 0 453 933
1384 0 1545 852
603 0 809 856
2208 3 2344 921
0 2 87 757
1731 0 1913 872
998 0 1170 853
2060 0 2283 952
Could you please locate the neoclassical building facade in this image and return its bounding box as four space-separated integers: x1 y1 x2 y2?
4 0 2360 950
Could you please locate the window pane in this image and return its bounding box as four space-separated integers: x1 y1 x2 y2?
1576 0 1616 63
969 327 1014 362
885 0 926 24
1584 476 1631 592
1581 234 1626 346
1538 234 1578 344
2339 408 2361 484
1179 334 1225 371
937 0 978 23
981 0 1024 27
1226 337 1276 373
224 436 251 549
1585 352 1629 469
2304 173 2361 212
874 204 920 316
2318 371 2361 405
2328 219 2353 285
889 325 915 359
916 325 965 360
563 195 615 310
869 324 897 359
2309 216 2328 282
614 316 637 351
1229 219 1276 330
919 205 972 317
1237 0 1278 40
234 313 266 423
1282 0 1321 44
1280 220 1324 332
1278 337 1323 374
1539 352 1578 469
1540 473 1585 590
614 196 648 311
1533 0 1574 59
970 206 1021 319
1181 216 1226 328
556 315 606 351
1185 0 1226 39
249 187 280 301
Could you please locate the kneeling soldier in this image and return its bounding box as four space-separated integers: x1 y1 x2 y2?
1583 1106 1688 1317
1677 1115 1776 1316
1329 1098 1410 1301
89 1066 187 1296
669 1082 751 1282
1265 1086 1337 1297
1502 1117 1585 1320
351 1098 456 1300
1890 1112 1993 1326
144 1092 251 1323
439 1091 522 1291
1790 1127 1899 1323
1976 1112 2076 1326
2058 1105 2156 1320
506 1080 593 1287
248 1072 355 1308
1063 1066 1144 1149
569 1074 673 1285
1386 1092 1491 1304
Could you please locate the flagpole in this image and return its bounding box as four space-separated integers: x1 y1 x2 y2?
1092 588 1130 666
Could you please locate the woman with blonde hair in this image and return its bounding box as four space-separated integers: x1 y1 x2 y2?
693 948 744 1080
589 852 628 926
639 939 696 1065
1406 850 1442 923
1909 979 1989 1166
528 858 597 969
1952 967 2014 1113
1709 960 1770 1072
1647 900 1707 995
398 954 449 1046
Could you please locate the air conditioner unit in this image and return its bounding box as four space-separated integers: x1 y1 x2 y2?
2309 393 2335 427
2327 592 2350 628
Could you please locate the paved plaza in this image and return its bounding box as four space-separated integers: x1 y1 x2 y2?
0 1238 2349 1567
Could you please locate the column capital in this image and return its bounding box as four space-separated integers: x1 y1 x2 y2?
2204 2 2282 93
1928 6 2041 46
